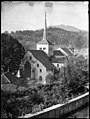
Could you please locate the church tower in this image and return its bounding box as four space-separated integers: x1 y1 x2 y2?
68 40 74 53
37 10 49 55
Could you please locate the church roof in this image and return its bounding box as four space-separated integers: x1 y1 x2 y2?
61 48 73 56
50 56 66 63
53 50 65 56
37 39 53 45
37 39 48 44
29 50 55 71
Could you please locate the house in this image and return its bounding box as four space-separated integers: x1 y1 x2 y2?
20 50 55 84
1 71 28 90
50 46 73 70
49 55 67 71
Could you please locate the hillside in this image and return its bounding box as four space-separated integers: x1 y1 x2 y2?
9 27 88 51
52 24 83 32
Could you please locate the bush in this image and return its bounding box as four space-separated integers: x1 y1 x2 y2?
32 103 44 113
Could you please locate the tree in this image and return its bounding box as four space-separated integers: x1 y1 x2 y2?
61 58 88 96
1 33 25 74
45 73 54 84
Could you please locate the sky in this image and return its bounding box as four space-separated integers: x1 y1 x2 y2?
1 1 89 33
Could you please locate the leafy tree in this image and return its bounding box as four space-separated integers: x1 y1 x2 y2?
45 73 54 84
1 33 25 74
61 58 88 96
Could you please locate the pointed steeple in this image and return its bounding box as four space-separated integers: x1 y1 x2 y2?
69 40 73 48
69 40 74 53
38 10 48 44
43 10 47 41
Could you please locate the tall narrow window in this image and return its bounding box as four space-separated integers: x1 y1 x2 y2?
40 69 42 72
43 48 46 50
30 56 32 60
37 64 39 67
57 64 59 67
39 76 42 81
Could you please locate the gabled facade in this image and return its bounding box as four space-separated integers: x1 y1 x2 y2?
20 50 55 84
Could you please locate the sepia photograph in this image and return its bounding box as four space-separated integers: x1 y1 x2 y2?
1 1 89 118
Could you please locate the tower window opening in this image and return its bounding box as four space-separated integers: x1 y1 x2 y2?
57 64 59 67
40 48 42 50
43 48 46 50
37 64 39 67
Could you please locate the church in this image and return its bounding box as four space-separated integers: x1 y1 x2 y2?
19 11 55 84
19 11 73 84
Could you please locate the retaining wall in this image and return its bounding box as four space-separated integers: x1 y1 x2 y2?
19 92 89 118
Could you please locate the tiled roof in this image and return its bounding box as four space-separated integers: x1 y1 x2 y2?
75 55 85 60
1 74 10 84
50 56 66 63
37 39 53 45
29 50 55 70
4 72 20 85
4 72 28 88
61 48 73 56
47 40 53 45
37 39 48 44
53 50 65 56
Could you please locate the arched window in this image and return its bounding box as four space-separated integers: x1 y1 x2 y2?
30 56 32 60
40 48 42 50
24 61 31 78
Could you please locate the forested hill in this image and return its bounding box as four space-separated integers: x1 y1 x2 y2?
8 27 88 50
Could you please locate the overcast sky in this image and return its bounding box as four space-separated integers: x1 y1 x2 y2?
1 1 89 33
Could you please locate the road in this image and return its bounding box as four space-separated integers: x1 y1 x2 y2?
67 103 89 118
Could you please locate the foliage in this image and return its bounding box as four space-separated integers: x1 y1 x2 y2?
1 33 25 74
1 57 88 118
9 27 88 50
46 70 59 84
32 103 44 113
45 73 54 84
61 57 89 96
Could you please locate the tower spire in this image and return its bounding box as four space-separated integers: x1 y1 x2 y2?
42 9 47 41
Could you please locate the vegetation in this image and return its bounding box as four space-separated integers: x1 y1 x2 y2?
1 32 88 118
1 67 88 118
8 27 88 50
1 33 25 74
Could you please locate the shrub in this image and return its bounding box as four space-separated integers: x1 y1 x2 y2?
32 103 44 113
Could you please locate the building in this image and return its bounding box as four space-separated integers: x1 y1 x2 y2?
50 46 74 70
1 71 28 90
19 11 75 84
36 11 53 56
20 50 55 84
